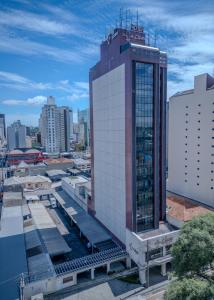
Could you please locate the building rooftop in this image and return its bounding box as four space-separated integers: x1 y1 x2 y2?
3 192 23 207
73 158 91 165
4 175 51 186
46 169 68 177
0 206 28 299
29 203 71 256
170 73 214 98
63 176 88 188
167 191 214 222
44 157 73 165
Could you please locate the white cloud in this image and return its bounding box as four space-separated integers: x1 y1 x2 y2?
2 95 47 106
0 71 51 90
0 70 89 104
0 9 79 36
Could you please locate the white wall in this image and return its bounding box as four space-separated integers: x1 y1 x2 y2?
92 64 126 243
168 74 214 208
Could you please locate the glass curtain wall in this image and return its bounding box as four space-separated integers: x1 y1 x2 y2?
135 62 154 232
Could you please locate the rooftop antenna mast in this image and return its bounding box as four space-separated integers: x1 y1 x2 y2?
154 32 157 47
136 9 139 28
119 8 124 28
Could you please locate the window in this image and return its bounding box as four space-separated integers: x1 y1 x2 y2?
197 183 199 186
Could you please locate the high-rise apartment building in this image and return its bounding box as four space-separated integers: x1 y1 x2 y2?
90 25 167 243
168 73 214 208
78 108 90 148
69 109 73 139
7 120 26 150
58 106 70 153
39 97 70 153
0 114 6 146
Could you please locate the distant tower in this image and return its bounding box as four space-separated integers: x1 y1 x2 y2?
0 114 6 146
7 120 26 150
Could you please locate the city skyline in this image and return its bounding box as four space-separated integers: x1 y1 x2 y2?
0 0 214 126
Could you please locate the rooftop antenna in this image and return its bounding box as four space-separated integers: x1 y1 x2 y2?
119 8 123 28
136 9 139 28
125 9 128 30
154 32 157 47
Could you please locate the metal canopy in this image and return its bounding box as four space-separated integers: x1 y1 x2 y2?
56 190 112 245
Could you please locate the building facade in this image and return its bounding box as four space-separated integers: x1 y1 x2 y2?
168 73 214 208
0 114 6 146
40 97 70 153
90 25 167 243
7 120 26 150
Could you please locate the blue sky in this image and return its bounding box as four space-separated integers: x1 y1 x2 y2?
0 0 213 126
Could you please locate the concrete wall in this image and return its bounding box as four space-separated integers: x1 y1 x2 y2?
92 64 126 243
168 74 214 208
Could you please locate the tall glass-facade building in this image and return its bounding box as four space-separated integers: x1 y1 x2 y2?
90 25 167 243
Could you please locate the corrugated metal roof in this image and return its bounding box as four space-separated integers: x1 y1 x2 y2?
55 190 111 245
0 206 28 300
29 203 71 257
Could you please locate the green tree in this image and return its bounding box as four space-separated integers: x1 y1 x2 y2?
165 278 214 300
165 213 214 300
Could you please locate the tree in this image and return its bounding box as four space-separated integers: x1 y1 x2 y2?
164 213 214 300
165 278 214 300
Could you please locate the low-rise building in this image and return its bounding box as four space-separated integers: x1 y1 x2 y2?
62 176 90 210
4 175 52 192
73 158 91 172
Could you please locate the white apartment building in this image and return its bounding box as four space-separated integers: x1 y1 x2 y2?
40 97 70 153
168 73 214 208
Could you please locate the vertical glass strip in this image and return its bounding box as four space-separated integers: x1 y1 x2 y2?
135 62 154 232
